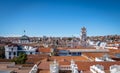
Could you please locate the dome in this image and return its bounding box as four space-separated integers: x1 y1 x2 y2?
20 35 29 40
81 27 86 31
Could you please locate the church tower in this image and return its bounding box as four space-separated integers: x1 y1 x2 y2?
80 27 87 46
50 60 59 73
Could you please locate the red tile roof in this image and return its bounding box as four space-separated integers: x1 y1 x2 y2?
82 53 106 58
57 46 96 50
50 56 89 62
26 54 49 64
38 62 50 70
38 48 51 53
75 61 120 71
109 49 120 54
38 70 50 73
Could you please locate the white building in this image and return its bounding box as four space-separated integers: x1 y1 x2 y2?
90 64 105 73
5 44 18 59
50 60 59 73
96 41 107 49
110 65 120 73
58 48 108 56
67 38 80 48
58 49 82 56
5 44 37 59
70 60 79 73
95 54 115 62
22 45 37 55
50 59 79 73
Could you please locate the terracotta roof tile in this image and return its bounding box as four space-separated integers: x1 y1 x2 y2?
82 53 105 58
39 70 50 73
37 69 50 73
38 62 50 70
26 54 49 64
57 46 96 50
75 61 120 71
50 56 89 62
38 48 51 53
109 49 120 54
59 61 70 66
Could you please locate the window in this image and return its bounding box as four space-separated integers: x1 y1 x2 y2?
78 52 81 55
11 48 13 51
9 56 11 59
69 52 71 54
30 52 32 54
73 52 76 55
13 52 16 55
9 52 11 55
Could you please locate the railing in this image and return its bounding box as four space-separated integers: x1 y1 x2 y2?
69 49 109 53
29 64 38 73
59 65 71 70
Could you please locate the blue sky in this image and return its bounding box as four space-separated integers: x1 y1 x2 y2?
0 0 120 37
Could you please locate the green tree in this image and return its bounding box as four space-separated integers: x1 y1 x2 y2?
51 51 58 56
0 46 5 59
12 53 27 64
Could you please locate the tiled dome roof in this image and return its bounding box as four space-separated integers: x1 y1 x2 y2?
20 35 29 40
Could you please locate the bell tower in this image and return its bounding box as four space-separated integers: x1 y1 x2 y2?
80 27 87 46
